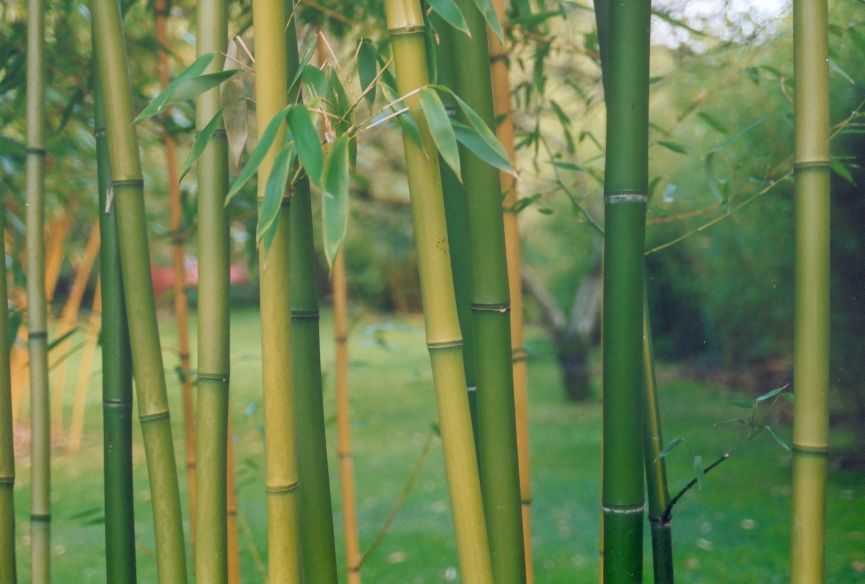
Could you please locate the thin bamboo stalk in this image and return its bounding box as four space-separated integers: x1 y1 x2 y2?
95 71 137 582
600 0 650 581
288 30 340 584
488 1 533 579
26 0 51 578
332 249 361 584
790 1 830 582
66 279 102 453
386 2 493 580
51 225 100 439
92 0 188 578
154 0 197 534
194 0 231 578
251 0 301 580
227 419 241 584
0 210 17 583
449 2 526 579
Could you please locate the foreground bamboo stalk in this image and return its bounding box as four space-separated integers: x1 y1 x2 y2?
0 211 17 583
601 0 650 581
386 2 493 580
95 76 137 582
92 0 188 578
26 0 51 578
488 0 534 578
66 281 102 453
790 1 830 582
450 1 526 579
154 0 198 533
251 0 301 580
332 250 361 583
194 0 231 578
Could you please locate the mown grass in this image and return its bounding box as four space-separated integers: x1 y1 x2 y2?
9 307 865 582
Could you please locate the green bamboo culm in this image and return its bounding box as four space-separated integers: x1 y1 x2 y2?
790 1 830 582
431 14 480 446
251 0 301 580
0 210 17 583
286 17 339 584
386 1 493 581
600 0 650 581
26 0 51 580
95 74 138 584
91 0 188 580
194 0 231 580
642 291 673 584
448 2 526 579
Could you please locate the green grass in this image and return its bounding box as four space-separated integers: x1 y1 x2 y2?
9 307 865 582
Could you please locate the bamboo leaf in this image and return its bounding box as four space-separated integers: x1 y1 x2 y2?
170 69 240 103
764 425 791 453
419 88 461 181
453 121 513 175
226 107 287 204
550 160 586 173
697 111 728 133
755 384 787 403
472 0 505 42
322 135 351 267
693 455 704 491
657 436 684 459
658 140 688 154
257 142 295 252
180 109 224 181
830 159 856 185
428 0 471 37
704 117 767 200
286 104 324 185
447 90 514 174
730 399 755 410
357 39 379 108
288 37 319 97
302 64 328 99
134 53 214 123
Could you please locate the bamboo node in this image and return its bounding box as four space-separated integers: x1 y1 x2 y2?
111 178 145 188
0 476 15 486
26 146 47 156
792 443 828 455
388 24 425 36
93 127 107 138
291 309 320 320
467 384 477 393
102 399 133 410
197 371 230 383
490 53 509 64
266 481 300 494
602 503 645 515
427 339 463 350
209 128 228 138
28 330 48 341
605 193 647 204
139 410 171 424
472 302 511 313
30 513 51 523
794 160 830 169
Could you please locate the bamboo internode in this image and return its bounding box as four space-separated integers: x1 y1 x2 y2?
0 212 17 583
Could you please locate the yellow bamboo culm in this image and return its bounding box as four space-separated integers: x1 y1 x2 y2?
66 278 101 453
333 249 362 583
488 0 533 580
51 225 100 439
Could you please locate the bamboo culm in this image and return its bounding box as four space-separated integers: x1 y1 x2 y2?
449 1 526 580
194 0 231 579
601 0 651 581
95 76 137 583
386 1 493 581
0 210 17 583
92 0 188 579
790 1 830 582
26 0 51 579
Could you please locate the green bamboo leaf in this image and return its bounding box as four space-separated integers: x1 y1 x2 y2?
658 140 688 154
730 399 755 410
428 0 471 37
693 455 704 491
419 88 461 181
288 37 318 97
286 104 324 185
472 0 504 42
226 107 287 204
257 143 295 251
550 160 586 173
697 112 728 133
755 384 788 403
705 117 767 200
134 52 214 123
302 64 328 98
446 89 514 174
357 38 378 107
830 159 856 185
453 121 513 175
170 69 240 103
657 436 684 459
380 83 424 148
764 425 791 453
322 136 351 267
180 109 224 181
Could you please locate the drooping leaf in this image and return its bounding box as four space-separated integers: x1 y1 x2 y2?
170 69 240 103
697 111 728 134
453 121 513 175
830 159 856 185
180 109 224 180
764 425 791 453
428 0 471 37
357 38 379 108
134 53 214 123
446 89 515 175
693 455 704 491
419 87 461 181
257 143 295 252
302 64 328 99
657 436 684 459
226 107 288 204
286 104 324 185
730 399 755 410
322 136 351 267
472 0 505 42
658 140 688 154
755 384 788 403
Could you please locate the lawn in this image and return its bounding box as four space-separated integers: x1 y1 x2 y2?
9 307 865 582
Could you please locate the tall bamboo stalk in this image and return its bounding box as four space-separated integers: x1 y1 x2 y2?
67 280 101 453
226 421 241 584
92 0 188 578
386 2 493 580
790 1 830 582
488 1 534 579
154 0 197 532
26 0 51 579
287 28 340 584
194 0 231 579
251 0 301 580
332 249 361 583
94 75 137 582
600 0 650 581
449 1 526 579
0 210 17 583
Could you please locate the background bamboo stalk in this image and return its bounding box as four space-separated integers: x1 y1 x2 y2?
92 0 188 578
227 420 240 584
386 2 493 580
450 1 526 579
154 0 197 533
66 279 102 453
26 0 51 578
0 210 17 583
790 1 830 582
488 1 534 579
333 249 362 584
251 0 301 580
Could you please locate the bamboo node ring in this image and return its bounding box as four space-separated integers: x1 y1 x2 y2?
0 476 14 486
472 302 511 313
606 193 647 204
30 513 51 523
266 481 300 494
28 330 47 341
198 372 230 383
427 339 463 350
291 309 320 320
388 25 425 36
602 503 645 515
139 410 171 424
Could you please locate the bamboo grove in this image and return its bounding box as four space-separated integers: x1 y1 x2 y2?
0 0 848 581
